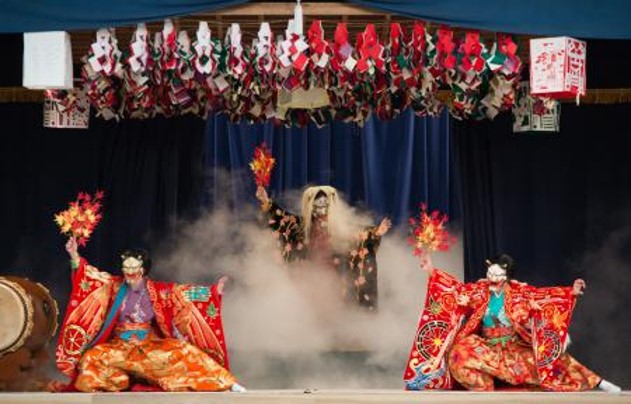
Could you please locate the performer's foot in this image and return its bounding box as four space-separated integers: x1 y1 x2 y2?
598 379 622 394
230 383 247 393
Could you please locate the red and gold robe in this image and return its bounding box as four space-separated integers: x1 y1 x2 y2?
56 258 231 386
404 269 600 391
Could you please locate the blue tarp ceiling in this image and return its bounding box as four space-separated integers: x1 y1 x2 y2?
0 0 630 39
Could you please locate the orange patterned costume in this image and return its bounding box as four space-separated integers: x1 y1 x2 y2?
56 258 238 392
404 269 601 391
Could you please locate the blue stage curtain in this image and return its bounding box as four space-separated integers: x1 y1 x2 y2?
203 109 457 226
0 0 247 33
349 0 631 39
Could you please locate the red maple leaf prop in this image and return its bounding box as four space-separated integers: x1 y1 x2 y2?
408 203 456 256
249 143 276 188
54 191 104 246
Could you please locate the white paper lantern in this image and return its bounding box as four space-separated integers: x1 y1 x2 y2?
513 82 560 133
23 31 73 89
530 37 586 101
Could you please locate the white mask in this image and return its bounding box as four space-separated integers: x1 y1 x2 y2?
486 263 507 284
313 195 329 217
122 256 144 285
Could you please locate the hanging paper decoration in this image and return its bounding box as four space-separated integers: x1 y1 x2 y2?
250 22 277 123
292 20 334 128
408 203 455 256
387 23 409 87
277 20 310 94
408 22 426 87
435 27 457 82
78 20 533 126
377 23 410 121
307 20 331 89
411 28 443 117
226 23 247 80
353 25 386 124
195 22 228 114
54 191 104 247
43 87 90 129
408 22 434 116
530 36 586 102
123 23 156 119
356 24 385 75
448 31 491 120
224 23 253 122
192 22 222 112
192 22 217 76
174 30 201 115
155 19 179 116
328 23 359 123
480 34 523 119
82 28 123 120
513 81 560 132
249 143 276 188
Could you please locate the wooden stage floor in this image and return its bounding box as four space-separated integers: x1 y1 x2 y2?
0 390 629 404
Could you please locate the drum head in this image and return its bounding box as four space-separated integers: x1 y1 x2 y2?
0 279 32 355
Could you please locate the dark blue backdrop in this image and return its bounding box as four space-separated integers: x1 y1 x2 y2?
203 109 457 226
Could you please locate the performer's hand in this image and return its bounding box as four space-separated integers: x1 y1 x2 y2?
255 186 269 205
456 293 470 306
419 251 433 273
65 237 79 261
376 217 392 237
217 275 229 296
572 278 586 296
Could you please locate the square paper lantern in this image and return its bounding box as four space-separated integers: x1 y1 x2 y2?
23 31 73 89
513 82 560 133
43 88 90 129
530 37 586 100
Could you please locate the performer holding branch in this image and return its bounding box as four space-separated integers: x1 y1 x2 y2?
54 192 245 392
250 143 391 310
404 252 621 393
56 238 245 392
256 185 391 310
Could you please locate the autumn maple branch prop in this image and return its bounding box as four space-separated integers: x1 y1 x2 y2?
408 203 456 256
249 143 276 188
54 191 104 246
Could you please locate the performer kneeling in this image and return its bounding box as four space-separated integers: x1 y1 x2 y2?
56 237 245 393
404 253 620 393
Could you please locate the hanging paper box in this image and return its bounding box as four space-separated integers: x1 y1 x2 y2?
513 82 560 133
23 31 74 89
43 87 90 129
529 37 586 99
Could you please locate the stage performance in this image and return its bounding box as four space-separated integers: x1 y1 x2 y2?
56 237 245 393
404 253 621 393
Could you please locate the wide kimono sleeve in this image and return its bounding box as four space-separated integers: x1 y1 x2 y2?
512 282 579 390
262 201 305 261
148 280 232 370
56 258 118 377
404 268 464 390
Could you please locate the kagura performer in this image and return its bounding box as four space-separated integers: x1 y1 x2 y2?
404 253 621 393
255 185 391 310
56 237 246 393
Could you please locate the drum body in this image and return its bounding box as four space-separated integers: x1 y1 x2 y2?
0 276 59 357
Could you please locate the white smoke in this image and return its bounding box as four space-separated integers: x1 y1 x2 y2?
154 187 464 389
